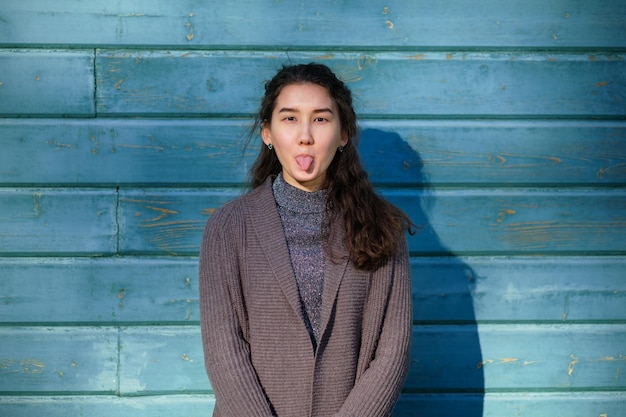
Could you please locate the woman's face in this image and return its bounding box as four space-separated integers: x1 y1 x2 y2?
262 82 348 192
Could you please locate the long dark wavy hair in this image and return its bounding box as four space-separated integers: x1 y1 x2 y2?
248 63 414 271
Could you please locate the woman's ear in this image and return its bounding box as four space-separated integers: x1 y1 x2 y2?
341 131 349 147
261 120 271 145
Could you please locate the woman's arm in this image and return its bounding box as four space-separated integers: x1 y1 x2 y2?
199 209 275 417
334 239 413 417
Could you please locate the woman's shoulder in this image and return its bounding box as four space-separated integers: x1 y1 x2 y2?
205 178 273 231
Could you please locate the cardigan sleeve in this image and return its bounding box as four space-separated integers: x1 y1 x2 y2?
199 207 276 417
333 238 413 417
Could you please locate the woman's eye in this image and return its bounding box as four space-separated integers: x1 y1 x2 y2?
314 117 327 122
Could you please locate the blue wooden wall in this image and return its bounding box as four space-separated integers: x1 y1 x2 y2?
1 1 625 415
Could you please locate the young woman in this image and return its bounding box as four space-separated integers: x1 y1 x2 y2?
199 63 414 417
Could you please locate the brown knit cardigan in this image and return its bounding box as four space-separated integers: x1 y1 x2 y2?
199 177 412 417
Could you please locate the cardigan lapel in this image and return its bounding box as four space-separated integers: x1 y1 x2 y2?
245 177 351 344
246 178 305 323
319 217 350 341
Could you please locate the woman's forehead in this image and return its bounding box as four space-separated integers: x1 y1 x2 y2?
273 83 336 111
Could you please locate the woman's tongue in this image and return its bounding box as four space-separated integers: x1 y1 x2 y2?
295 155 314 171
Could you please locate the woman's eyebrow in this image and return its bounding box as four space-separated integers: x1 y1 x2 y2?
278 107 334 114
277 107 298 113
313 108 334 114
277 107 334 114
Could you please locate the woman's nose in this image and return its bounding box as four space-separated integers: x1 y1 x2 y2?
299 123 313 145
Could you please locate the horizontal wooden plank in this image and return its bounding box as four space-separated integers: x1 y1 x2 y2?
1 324 623 395
0 189 118 256
119 326 210 395
118 188 626 255
395 189 626 255
113 324 626 394
0 257 199 324
1 1 625 49
413 256 626 323
0 395 214 417
117 189 233 255
361 120 626 187
96 51 626 117
0 119 251 187
395 392 626 417
0 50 95 117
1 119 625 187
409 324 626 391
0 327 118 393
1 256 625 324
1 392 624 417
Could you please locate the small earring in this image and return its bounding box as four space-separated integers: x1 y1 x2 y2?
267 143 273 150
338 145 344 153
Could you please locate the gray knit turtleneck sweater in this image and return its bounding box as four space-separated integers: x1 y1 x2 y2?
272 174 327 348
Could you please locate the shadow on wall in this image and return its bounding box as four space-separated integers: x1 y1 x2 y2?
359 129 485 417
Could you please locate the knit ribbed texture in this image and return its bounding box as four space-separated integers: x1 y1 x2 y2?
272 174 326 348
199 177 412 417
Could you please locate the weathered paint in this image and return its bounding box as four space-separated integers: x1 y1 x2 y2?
1 324 623 396
1 1 625 49
0 327 118 393
1 119 625 186
2 393 625 417
0 189 118 256
0 50 95 116
410 324 626 390
0 257 199 324
0 395 216 417
2 257 625 325
119 326 212 394
94 51 626 117
395 392 626 417
113 189 626 255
